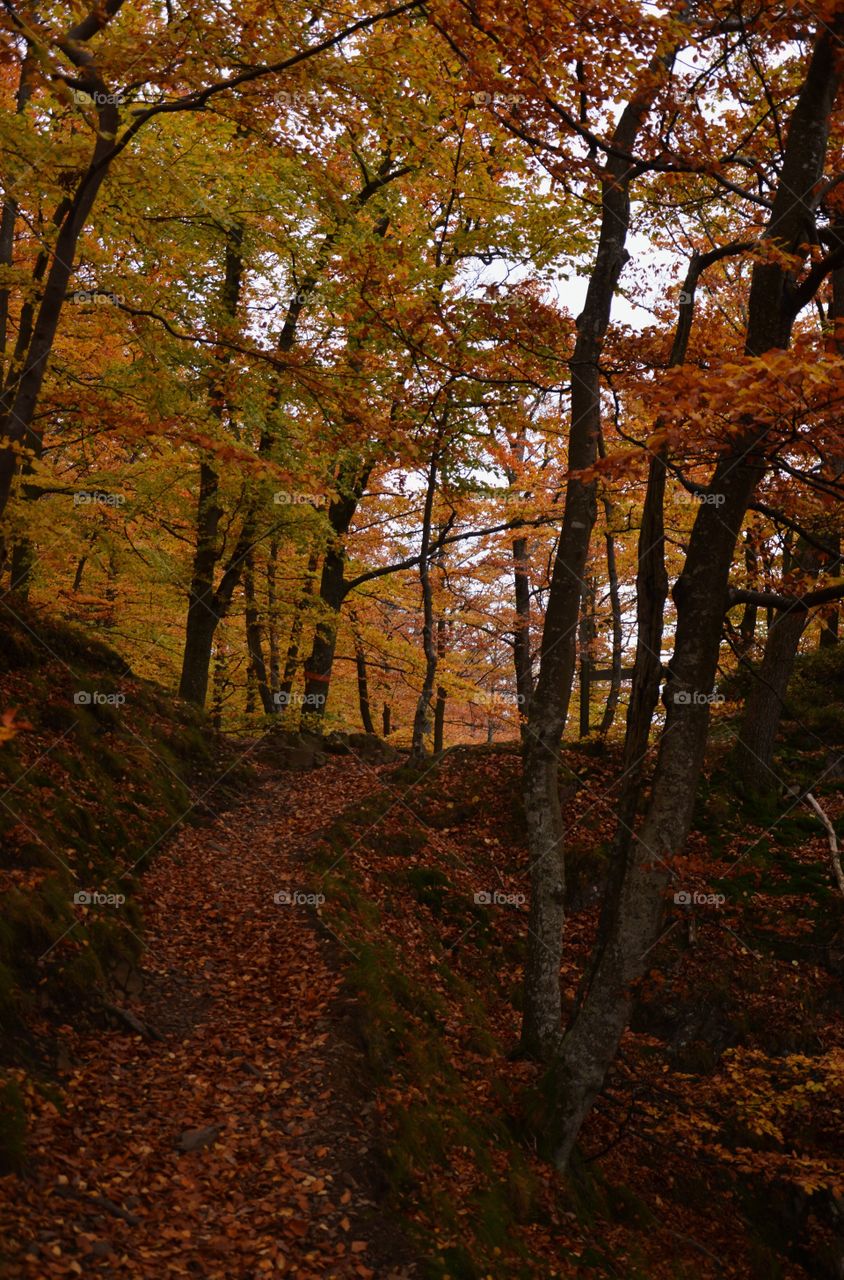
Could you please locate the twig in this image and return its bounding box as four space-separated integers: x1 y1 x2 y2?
803 792 844 895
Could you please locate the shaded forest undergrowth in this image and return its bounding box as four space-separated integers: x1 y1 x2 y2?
1 613 843 1278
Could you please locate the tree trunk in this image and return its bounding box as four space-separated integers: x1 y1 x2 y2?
597 428 624 737
578 577 596 738
178 232 244 706
433 615 448 752
520 51 674 1058
0 90 122 517
512 534 533 720
733 539 821 793
266 537 281 695
178 460 225 706
409 444 441 766
301 459 372 726
543 16 842 1168
353 627 376 735
244 552 275 715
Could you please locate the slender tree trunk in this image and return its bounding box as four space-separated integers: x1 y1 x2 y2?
511 534 534 721
520 47 677 1057
244 552 274 715
0 91 122 517
351 621 376 735
382 703 392 737
433 616 448 753
409 445 441 766
542 18 842 1168
578 577 596 738
598 429 624 737
266 537 281 695
179 460 225 705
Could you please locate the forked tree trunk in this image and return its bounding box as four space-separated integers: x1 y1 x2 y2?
300 459 372 726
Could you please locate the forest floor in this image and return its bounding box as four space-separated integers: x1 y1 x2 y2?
0 756 417 1279
1 740 843 1279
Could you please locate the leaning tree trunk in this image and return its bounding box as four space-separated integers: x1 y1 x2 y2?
520 45 678 1058
543 16 842 1169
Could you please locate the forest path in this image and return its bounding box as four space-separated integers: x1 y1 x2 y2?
2 757 414 1280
